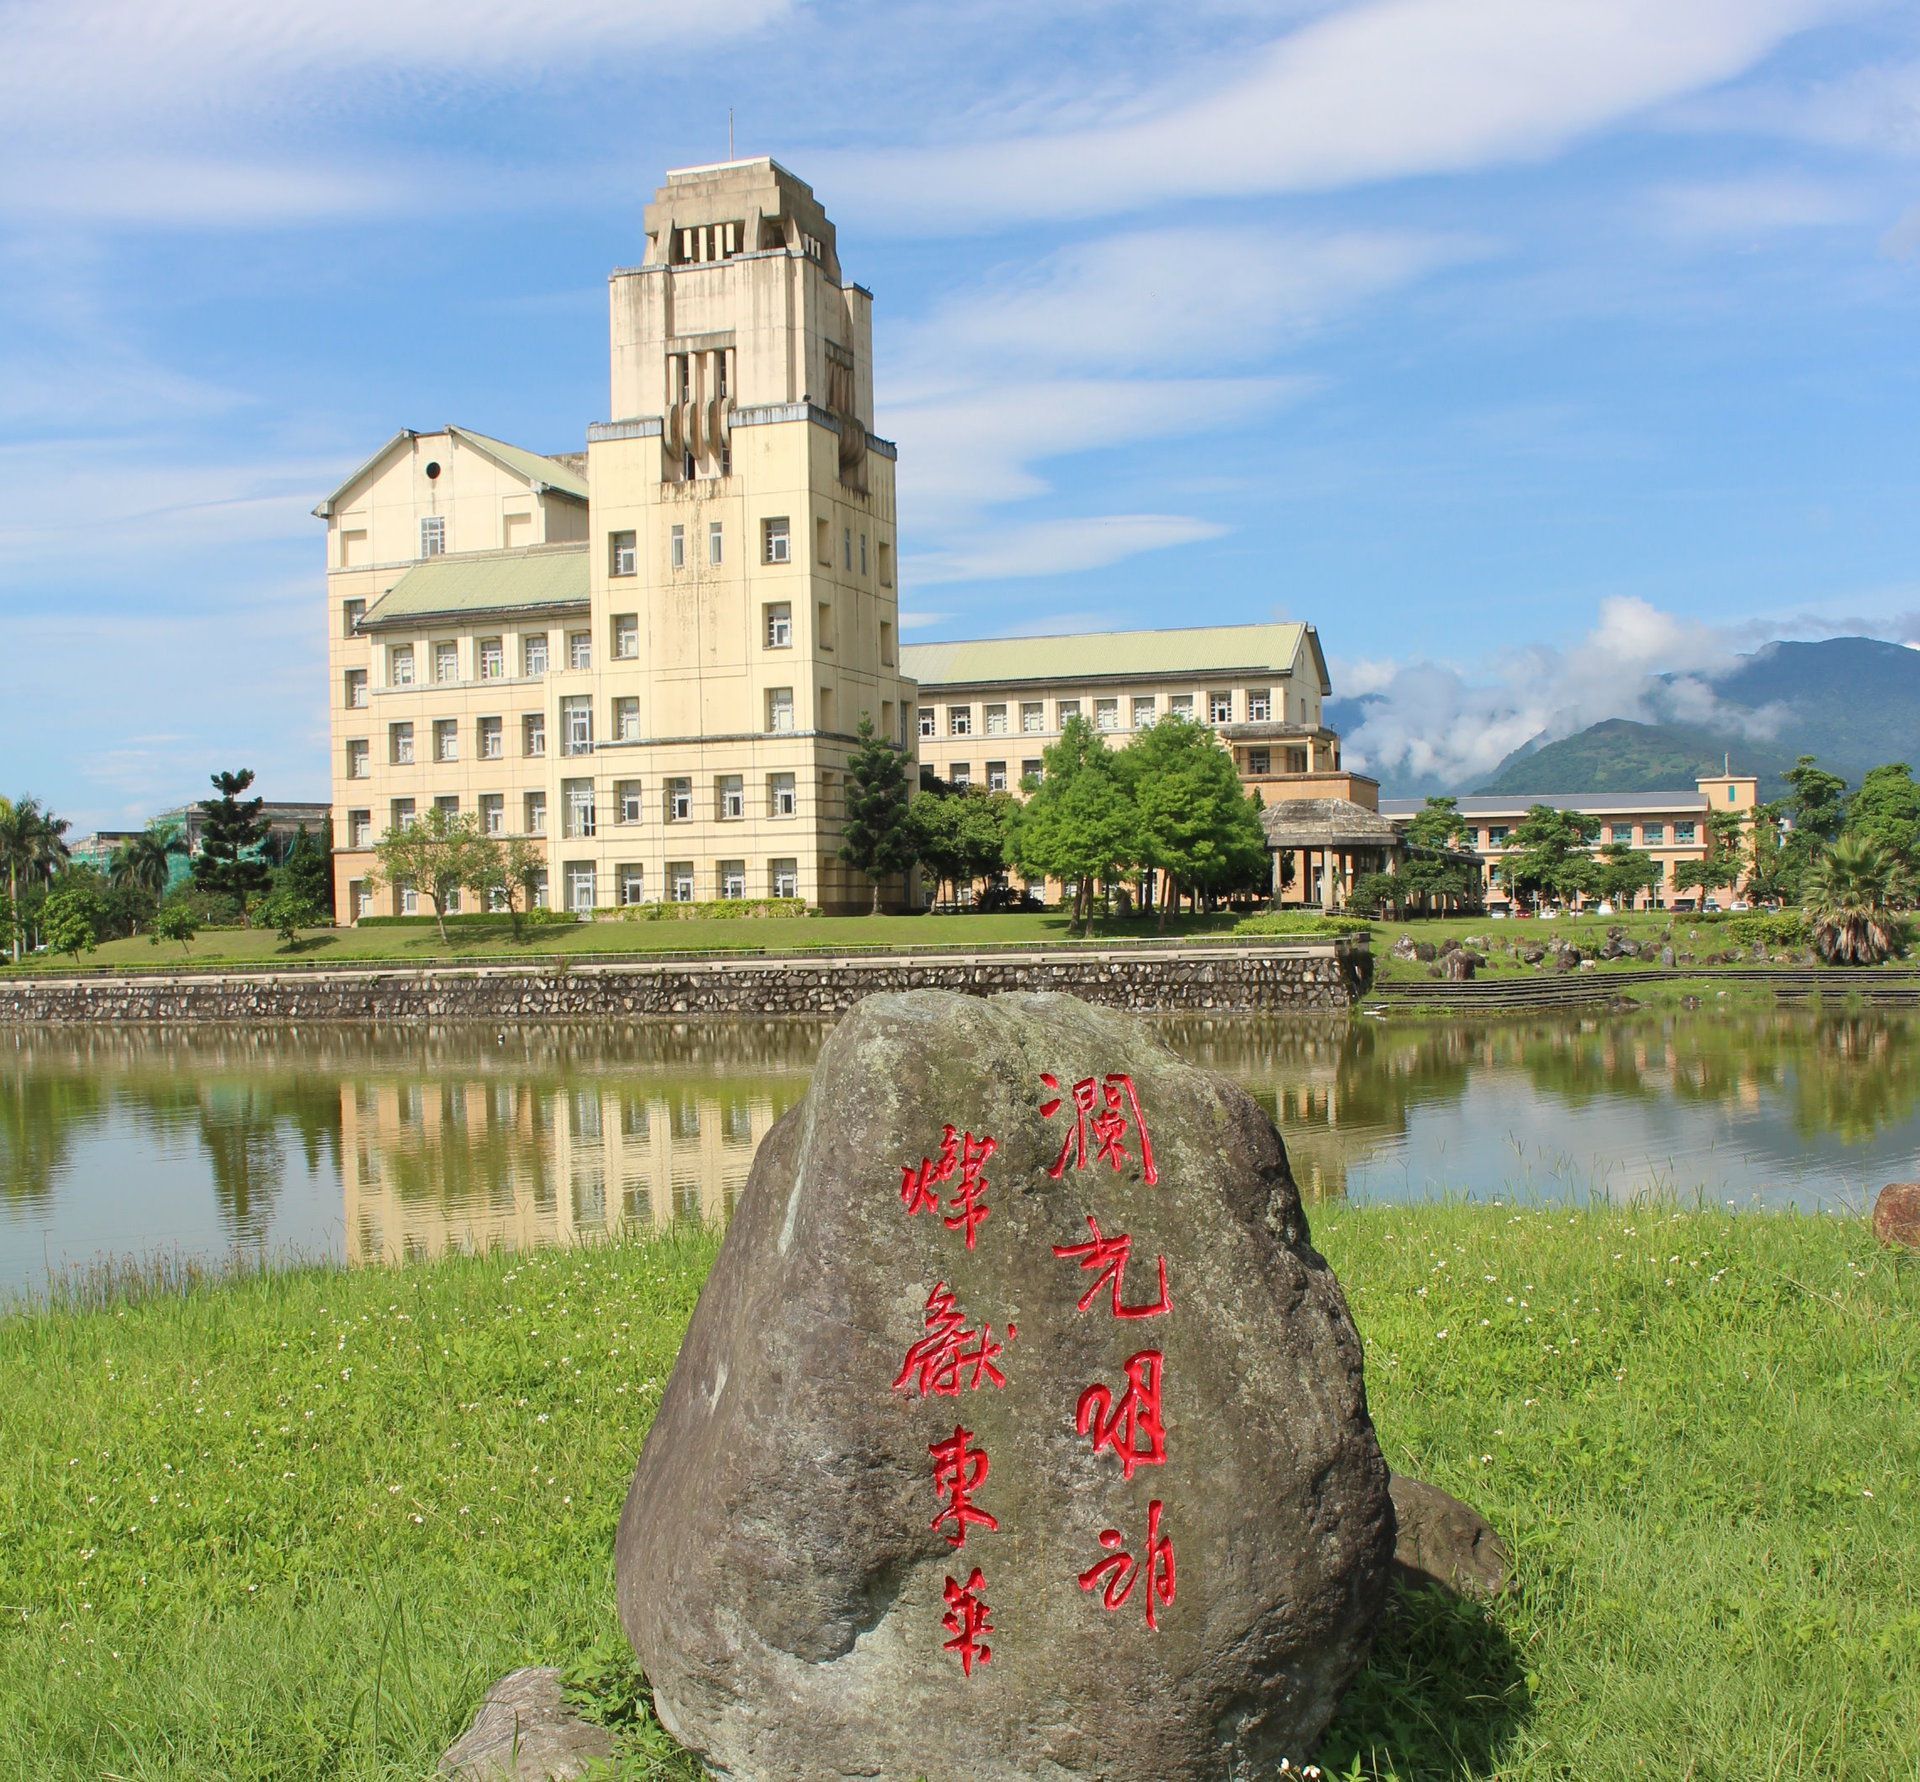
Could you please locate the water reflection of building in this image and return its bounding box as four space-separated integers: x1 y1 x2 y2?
340 1074 798 1264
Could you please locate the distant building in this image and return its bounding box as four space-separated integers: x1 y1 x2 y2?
67 799 328 893
1382 772 1760 911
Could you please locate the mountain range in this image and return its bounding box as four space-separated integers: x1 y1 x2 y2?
1330 636 1920 800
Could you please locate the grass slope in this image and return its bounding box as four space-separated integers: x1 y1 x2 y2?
2 1209 1913 1778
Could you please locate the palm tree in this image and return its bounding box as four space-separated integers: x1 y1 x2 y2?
110 823 186 902
0 796 70 963
1803 834 1901 966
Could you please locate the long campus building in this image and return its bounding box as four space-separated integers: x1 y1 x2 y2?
323 160 912 918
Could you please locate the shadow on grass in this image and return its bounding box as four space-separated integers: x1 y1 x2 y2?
1318 1582 1531 1780
281 933 340 957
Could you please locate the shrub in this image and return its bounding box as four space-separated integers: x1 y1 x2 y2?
1232 912 1372 938
610 900 816 922
1681 912 1808 949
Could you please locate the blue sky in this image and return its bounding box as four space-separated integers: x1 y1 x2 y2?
4 0 1920 827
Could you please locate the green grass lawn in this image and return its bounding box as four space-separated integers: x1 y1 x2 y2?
7 911 1294 976
2 1206 1912 1778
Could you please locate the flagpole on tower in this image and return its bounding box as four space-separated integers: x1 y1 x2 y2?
729 108 735 160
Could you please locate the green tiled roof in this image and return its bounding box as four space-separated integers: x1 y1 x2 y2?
901 623 1312 689
452 427 588 500
361 547 589 628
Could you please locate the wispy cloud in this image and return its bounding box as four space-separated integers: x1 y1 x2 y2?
909 514 1229 585
1650 171 1871 237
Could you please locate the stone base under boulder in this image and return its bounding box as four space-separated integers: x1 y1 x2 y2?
439 1668 614 1781
1389 1475 1512 1599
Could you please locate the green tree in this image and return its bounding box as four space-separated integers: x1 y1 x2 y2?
1010 716 1136 935
1784 755 1848 842
0 795 71 962
1803 833 1901 966
1123 713 1261 928
1404 796 1468 852
488 837 546 940
192 769 273 914
41 879 101 962
907 783 971 905
837 715 915 914
1745 799 1791 905
1595 842 1663 909
279 820 336 919
1843 763 1920 887
251 887 322 951
150 902 200 956
109 822 186 905
1503 805 1600 909
1673 809 1747 904
1390 797 1482 915
369 809 500 943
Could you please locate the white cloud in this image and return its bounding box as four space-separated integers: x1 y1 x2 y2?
909 514 1229 585
1650 172 1870 237
823 0 1848 227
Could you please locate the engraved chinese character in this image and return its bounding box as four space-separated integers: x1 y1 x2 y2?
944 1131 995 1249
1039 1072 1158 1183
941 1568 994 1676
1078 1499 1176 1630
1076 1349 1166 1480
900 1125 959 1215
928 1425 998 1548
1051 1214 1171 1319
894 1283 1009 1399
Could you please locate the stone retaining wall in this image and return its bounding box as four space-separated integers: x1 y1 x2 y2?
0 943 1368 1024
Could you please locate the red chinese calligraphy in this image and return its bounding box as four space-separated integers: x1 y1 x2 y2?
1078 1498 1177 1630
1075 1349 1167 1481
894 1283 1008 1398
941 1568 994 1676
928 1425 998 1548
1039 1072 1158 1183
1051 1214 1171 1319
900 1125 958 1215
901 1126 996 1248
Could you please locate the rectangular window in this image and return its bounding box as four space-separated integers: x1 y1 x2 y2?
390 722 414 766
434 794 459 819
567 863 596 913
351 879 370 918
1487 826 1509 847
765 602 793 648
767 688 795 733
525 791 547 836
860 533 868 576
1022 758 1043 784
1610 824 1632 844
1056 699 1080 727
433 718 458 763
341 668 367 711
878 540 893 586
348 809 372 848
434 641 459 684
613 614 639 659
530 868 548 910
391 797 415 832
918 706 936 738
610 530 637 577
763 516 791 564
1675 821 1697 844
843 525 852 570
389 644 415 687
986 761 1008 792
1208 691 1233 723
618 779 643 824
1248 748 1271 776
523 712 546 757
564 780 596 839
420 515 445 557
614 696 640 742
348 739 370 779
480 793 504 836
670 525 685 570
817 600 834 650
669 863 694 903
771 857 799 899
400 884 418 915
880 620 895 667
950 763 971 789
984 703 1009 736
719 860 746 900
949 706 973 737
708 521 724 566
523 634 548 677
619 864 646 906
1094 697 1119 732
1021 701 1044 734
1248 689 1272 722
1643 823 1665 845
770 772 797 817
343 598 365 637
719 775 745 820
1132 695 1155 729
478 637 504 679
667 778 692 822
568 630 592 671
479 716 503 759
562 696 592 755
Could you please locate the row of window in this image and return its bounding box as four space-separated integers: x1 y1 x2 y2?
347 858 804 918
1476 821 1699 850
607 518 895 586
921 687 1280 740
346 773 807 846
943 761 1041 793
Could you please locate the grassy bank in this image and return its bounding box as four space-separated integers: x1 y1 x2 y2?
2 1208 1913 1779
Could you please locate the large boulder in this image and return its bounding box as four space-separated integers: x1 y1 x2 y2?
1873 1183 1920 1250
616 990 1393 1781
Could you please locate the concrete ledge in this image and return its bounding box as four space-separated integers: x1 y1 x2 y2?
0 942 1370 1024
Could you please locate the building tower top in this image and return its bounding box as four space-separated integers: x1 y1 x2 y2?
641 157 840 282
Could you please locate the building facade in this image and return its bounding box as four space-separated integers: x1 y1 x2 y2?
1381 773 1760 911
322 160 914 919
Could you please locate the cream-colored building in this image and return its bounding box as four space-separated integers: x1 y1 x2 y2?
902 622 1339 795
321 159 914 918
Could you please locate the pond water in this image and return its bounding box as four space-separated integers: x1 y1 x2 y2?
2 1007 1908 1299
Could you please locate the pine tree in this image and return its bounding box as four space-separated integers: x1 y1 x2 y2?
192 769 272 914
838 715 914 913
